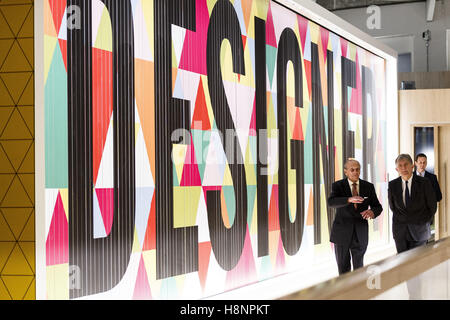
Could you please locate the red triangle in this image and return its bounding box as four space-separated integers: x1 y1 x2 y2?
46 192 68 266
198 241 212 291
180 136 202 186
304 60 312 98
292 109 304 141
297 15 308 53
92 48 113 184
49 0 67 35
95 188 114 236
249 98 257 136
133 254 152 300
202 186 222 206
268 185 280 231
191 79 211 130
58 39 67 72
143 194 156 251
320 27 329 63
265 3 277 48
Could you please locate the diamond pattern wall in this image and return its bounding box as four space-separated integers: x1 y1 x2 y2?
0 0 35 300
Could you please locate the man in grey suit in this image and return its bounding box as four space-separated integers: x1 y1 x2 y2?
388 154 437 253
388 154 437 299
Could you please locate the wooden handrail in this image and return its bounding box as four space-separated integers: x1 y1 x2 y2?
279 237 450 300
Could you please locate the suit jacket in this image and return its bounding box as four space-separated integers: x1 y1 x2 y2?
414 170 442 202
328 178 383 248
388 175 437 242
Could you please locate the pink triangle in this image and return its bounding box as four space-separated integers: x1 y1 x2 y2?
275 233 286 273
133 254 152 300
340 38 348 58
58 39 67 72
249 97 257 136
180 136 202 186
297 15 308 53
178 0 209 74
349 52 362 114
46 192 68 266
225 226 257 290
320 27 329 62
265 3 277 47
95 188 114 235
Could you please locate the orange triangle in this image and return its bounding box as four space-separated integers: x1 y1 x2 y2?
1 175 33 207
191 78 211 130
292 109 304 141
1 208 33 240
306 189 314 226
2 243 34 275
198 241 211 291
0 140 32 171
0 5 31 37
1 275 34 299
0 40 32 72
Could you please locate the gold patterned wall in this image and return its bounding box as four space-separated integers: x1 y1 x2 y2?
0 0 35 300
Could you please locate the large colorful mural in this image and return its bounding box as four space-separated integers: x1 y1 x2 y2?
42 0 388 299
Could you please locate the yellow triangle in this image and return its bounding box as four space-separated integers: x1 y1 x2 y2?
141 0 154 60
173 144 187 183
94 7 113 52
2 243 34 275
44 35 58 84
132 227 141 253
59 189 69 221
223 163 233 186
309 22 319 45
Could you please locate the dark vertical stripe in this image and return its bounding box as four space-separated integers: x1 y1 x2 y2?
68 0 136 299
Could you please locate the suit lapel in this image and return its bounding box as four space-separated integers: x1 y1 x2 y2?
394 177 406 209
342 179 352 197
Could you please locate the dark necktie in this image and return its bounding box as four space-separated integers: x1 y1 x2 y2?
405 180 411 207
352 182 358 209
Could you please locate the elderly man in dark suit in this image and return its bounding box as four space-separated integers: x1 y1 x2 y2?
388 154 437 299
389 154 437 253
327 159 383 275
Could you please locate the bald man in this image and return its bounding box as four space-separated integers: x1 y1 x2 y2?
327 159 383 275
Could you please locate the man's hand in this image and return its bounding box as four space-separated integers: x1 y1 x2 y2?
361 209 374 220
348 196 364 204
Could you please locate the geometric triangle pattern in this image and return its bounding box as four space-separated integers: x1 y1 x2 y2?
0 0 35 300
42 0 389 300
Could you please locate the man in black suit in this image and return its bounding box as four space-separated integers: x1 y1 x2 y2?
414 153 442 202
388 154 437 299
388 154 437 253
328 159 383 275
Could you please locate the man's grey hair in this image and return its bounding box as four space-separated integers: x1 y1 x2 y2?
344 158 361 169
395 154 413 165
